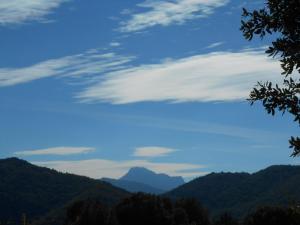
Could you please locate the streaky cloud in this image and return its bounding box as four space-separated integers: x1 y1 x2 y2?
0 0 70 25
77 50 281 104
119 0 229 32
206 42 224 49
15 146 95 156
0 50 134 86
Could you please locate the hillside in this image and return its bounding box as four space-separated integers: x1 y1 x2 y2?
102 177 164 194
120 167 185 191
166 165 300 217
0 157 129 223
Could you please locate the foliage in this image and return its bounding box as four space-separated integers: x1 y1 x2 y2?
243 206 300 225
213 213 239 225
65 193 210 225
64 195 300 225
175 198 210 225
240 0 300 156
65 200 118 225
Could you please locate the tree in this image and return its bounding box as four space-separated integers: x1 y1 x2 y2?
243 206 300 225
175 198 210 225
240 0 300 156
213 213 239 225
115 193 172 225
65 200 117 225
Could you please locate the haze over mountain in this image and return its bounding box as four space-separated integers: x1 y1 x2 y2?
118 167 185 192
166 165 300 217
0 158 129 223
101 177 165 194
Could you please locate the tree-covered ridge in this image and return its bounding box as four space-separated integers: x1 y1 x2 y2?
166 165 300 217
0 157 129 223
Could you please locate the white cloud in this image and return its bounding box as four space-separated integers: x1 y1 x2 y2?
77 50 281 104
133 146 177 158
34 158 207 179
206 41 224 49
0 48 283 106
15 146 95 156
109 42 121 47
0 50 133 86
119 0 229 32
0 0 70 25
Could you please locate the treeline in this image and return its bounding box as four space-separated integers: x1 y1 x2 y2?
64 193 300 225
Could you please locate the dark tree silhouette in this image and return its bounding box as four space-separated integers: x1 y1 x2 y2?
172 208 189 225
243 206 300 225
64 194 213 225
213 213 239 225
65 200 118 225
115 193 173 225
240 0 300 156
175 198 210 225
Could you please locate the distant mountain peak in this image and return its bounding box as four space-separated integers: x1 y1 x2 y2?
120 167 185 191
126 167 156 175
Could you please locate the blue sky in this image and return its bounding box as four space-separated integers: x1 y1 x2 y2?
0 0 298 180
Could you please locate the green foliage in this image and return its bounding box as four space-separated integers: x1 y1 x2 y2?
240 0 300 156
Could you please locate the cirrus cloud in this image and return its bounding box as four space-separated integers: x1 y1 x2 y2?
0 50 133 87
14 146 95 156
77 50 281 104
119 0 229 32
0 0 70 25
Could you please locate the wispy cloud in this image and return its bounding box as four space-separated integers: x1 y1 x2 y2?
0 48 282 106
15 146 95 156
0 0 70 25
109 42 121 47
133 146 177 158
206 41 224 49
130 116 283 141
34 158 207 179
78 50 281 104
119 0 229 32
0 50 133 86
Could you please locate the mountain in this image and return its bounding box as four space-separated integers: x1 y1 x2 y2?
0 157 129 224
119 167 185 191
166 165 300 217
102 177 164 194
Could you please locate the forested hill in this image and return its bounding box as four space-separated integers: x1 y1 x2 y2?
166 165 300 217
0 157 129 222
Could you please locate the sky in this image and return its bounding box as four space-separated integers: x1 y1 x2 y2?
0 0 299 181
